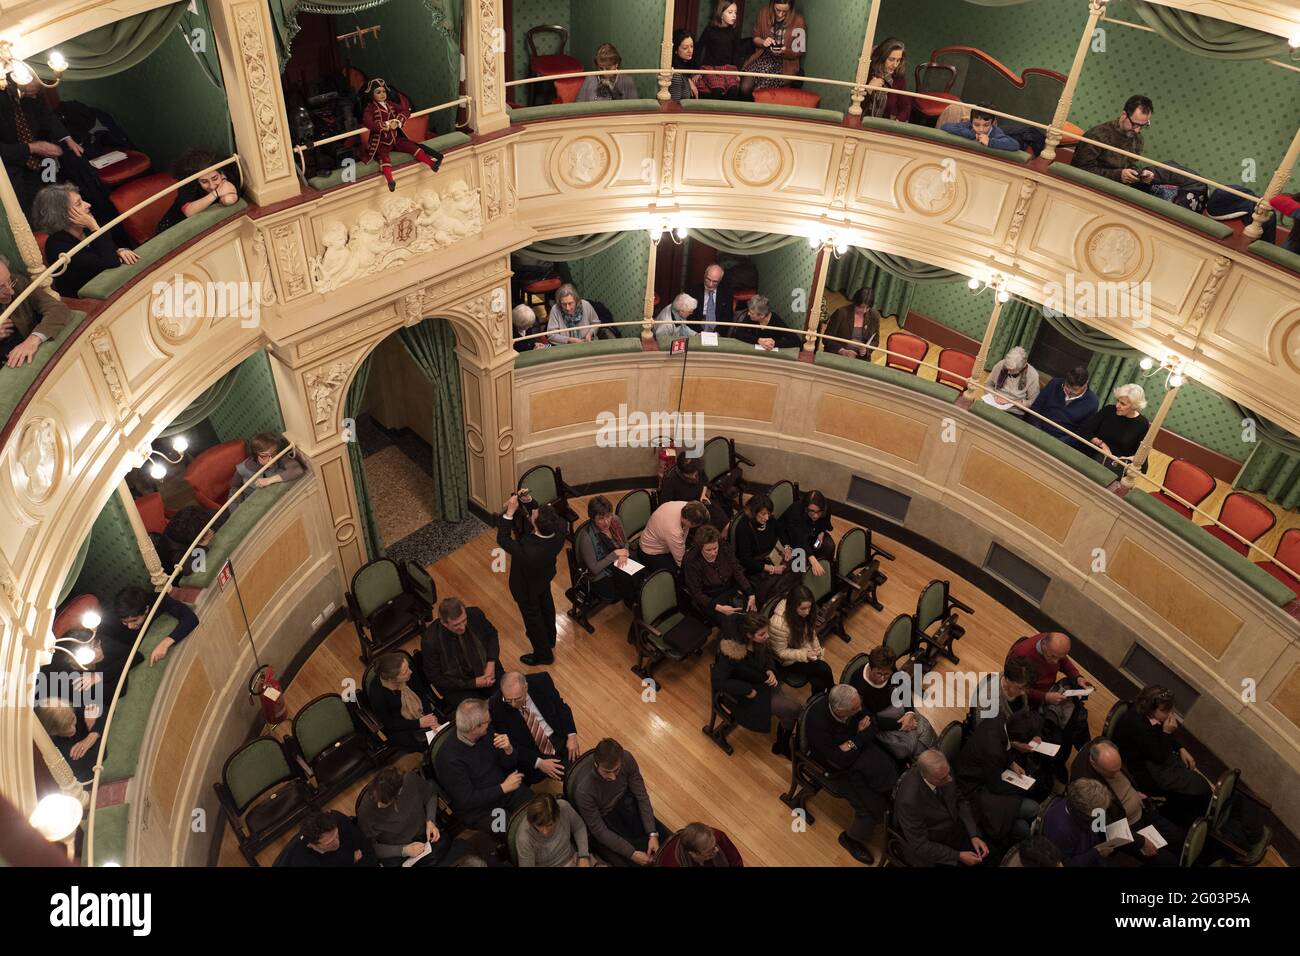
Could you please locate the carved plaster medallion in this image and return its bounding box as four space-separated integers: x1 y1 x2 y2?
1279 311 1300 375
559 137 610 188
903 164 958 216
732 137 783 188
14 417 61 503
1084 225 1142 280
304 360 354 427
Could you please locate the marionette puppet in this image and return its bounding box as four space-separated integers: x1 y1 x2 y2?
360 78 444 192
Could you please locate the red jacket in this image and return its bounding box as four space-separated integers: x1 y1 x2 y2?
656 828 743 867
1006 634 1080 705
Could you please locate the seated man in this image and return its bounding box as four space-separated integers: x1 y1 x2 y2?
686 263 733 336
433 699 532 834
155 505 219 575
1027 365 1099 452
34 699 100 784
43 625 140 730
278 810 378 867
954 707 1043 846
656 821 743 867
731 294 800 350
894 750 989 867
571 737 660 866
847 645 937 761
1006 631 1093 773
968 657 1034 728
0 254 72 369
357 767 475 867
941 105 1020 152
512 304 545 352
421 596 502 709
1110 685 1211 829
653 292 699 349
805 684 899 865
105 584 199 667
489 670 579 785
1042 778 1114 867
228 432 307 511
1071 95 1157 189
545 283 599 346
637 499 710 574
1069 739 1183 867
516 794 592 867
369 652 442 752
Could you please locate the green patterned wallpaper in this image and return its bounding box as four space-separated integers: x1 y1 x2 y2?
798 0 873 113
346 0 460 133
207 351 286 444
70 491 151 604
570 0 667 98
566 231 653 337
912 281 996 341
753 240 816 330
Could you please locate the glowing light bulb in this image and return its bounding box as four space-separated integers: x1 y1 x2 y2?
28 793 83 841
967 277 980 290
73 645 95 666
673 226 688 241
9 60 34 86
47 51 68 73
1168 373 1184 388
149 461 166 480
997 289 1011 302
81 610 101 630
171 435 189 453
808 236 820 249
1139 357 1155 371
1290 27 1300 48
835 242 849 256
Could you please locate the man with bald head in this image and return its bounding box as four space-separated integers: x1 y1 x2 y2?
895 750 988 867
488 670 579 785
1007 631 1093 773
804 683 899 865
1070 738 1183 866
687 262 734 336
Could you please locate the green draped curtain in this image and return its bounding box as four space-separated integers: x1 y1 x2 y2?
1225 400 1300 509
1132 2 1291 60
180 0 226 93
35 3 186 81
689 230 802 256
526 232 628 260
825 250 916 322
58 533 93 606
273 0 461 70
159 366 242 439
345 355 385 561
858 250 960 282
988 297 1042 364
1040 309 1138 355
398 319 469 522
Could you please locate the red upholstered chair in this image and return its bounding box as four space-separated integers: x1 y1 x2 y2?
526 25 584 106
53 595 101 638
1151 459 1215 518
35 232 48 259
184 439 250 511
913 61 959 121
93 149 152 187
110 173 178 245
884 331 929 375
1256 528 1300 599
1204 492 1276 556
522 276 562 313
732 289 756 314
753 88 822 109
135 492 168 535
935 348 976 391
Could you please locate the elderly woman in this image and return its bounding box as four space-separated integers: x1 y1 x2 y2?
576 495 639 603
229 431 307 511
545 283 599 346
984 346 1040 414
733 294 799 350
824 287 881 359
654 292 698 348
34 183 138 297
1043 778 1116 867
512 304 545 352
35 699 100 784
1082 383 1149 477
577 44 639 102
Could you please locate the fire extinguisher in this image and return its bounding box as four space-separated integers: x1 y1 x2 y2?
249 665 288 725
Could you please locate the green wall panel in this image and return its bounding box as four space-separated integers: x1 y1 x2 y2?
207 351 286 444
796 0 872 113
512 0 573 86
570 0 666 99
753 241 815 330
911 281 995 341
70 492 151 604
566 231 652 337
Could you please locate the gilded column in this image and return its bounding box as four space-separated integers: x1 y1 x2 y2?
1123 379 1180 488
0 162 45 277
643 235 659 341
658 0 677 102
803 245 832 352
1041 0 1109 163
964 296 1006 399
847 0 884 118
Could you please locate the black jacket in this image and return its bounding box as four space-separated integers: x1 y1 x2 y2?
496 516 565 597
804 694 880 772
0 90 69 170
434 732 520 816
732 310 801 349
488 672 577 776
278 811 378 867
733 515 780 577
955 716 1023 799
711 638 777 731
686 280 734 334
683 543 751 616
420 607 500 697
658 465 706 504
894 766 982 867
847 667 913 732
368 676 438 751
780 502 835 563
1111 708 1184 795
43 230 121 298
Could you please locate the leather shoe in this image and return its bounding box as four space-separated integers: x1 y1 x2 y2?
838 832 876 866
520 653 554 666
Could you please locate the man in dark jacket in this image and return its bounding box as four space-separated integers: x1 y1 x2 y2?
1069 738 1183 866
277 810 378 867
894 750 988 867
497 494 567 665
804 684 898 865
489 670 579 784
103 585 200 668
1027 366 1099 452
686 263 734 335
434 698 532 833
421 596 501 709
570 737 660 866
0 255 73 368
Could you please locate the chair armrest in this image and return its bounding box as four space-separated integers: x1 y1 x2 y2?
733 448 756 468
870 544 896 562
949 597 975 615
835 572 864 592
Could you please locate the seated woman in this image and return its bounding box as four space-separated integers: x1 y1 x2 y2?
1111 684 1211 829
1082 383 1149 478
742 1 807 99
228 432 307 511
847 645 937 760
546 283 599 346
516 794 593 867
33 184 139 297
369 652 442 753
658 454 708 504
733 294 800 350
669 30 700 102
512 304 546 352
684 525 755 644
865 38 912 124
779 489 834 576
1043 778 1115 867
766 584 833 694
35 699 100 784
823 287 880 359
154 148 243 235
984 346 1040 414
695 2 745 100
732 493 789 604
712 612 801 756
576 495 639 604
955 707 1043 846
577 44 638 102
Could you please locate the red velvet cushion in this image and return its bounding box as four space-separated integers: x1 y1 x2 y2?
135 492 167 535
184 439 249 511
54 595 101 638
916 91 959 117
531 54 582 77
94 149 152 186
753 88 822 110
110 173 179 246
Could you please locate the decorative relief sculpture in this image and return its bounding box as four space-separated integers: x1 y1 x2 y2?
310 180 483 292
733 137 782 187
831 139 858 208
271 222 311 299
477 0 502 111
1004 178 1037 251
235 5 287 178
304 361 354 427
16 418 58 502
905 164 957 215
660 124 677 196
89 327 129 420
560 138 609 188
1086 225 1141 279
1189 256 1231 329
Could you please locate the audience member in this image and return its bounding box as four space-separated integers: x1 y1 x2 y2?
658 454 709 504
1005 834 1063 867
847 645 937 760
228 432 306 511
780 489 834 576
357 768 475 866
279 810 378 867
421 596 502 707
512 304 545 352
34 699 100 783
369 652 442 752
34 184 138 297
107 584 199 667
42 625 139 729
669 29 700 101
805 684 898 864
653 292 699 348
732 294 799 349
687 263 733 335
1006 631 1092 773
695 2 745 100
1027 364 1099 451
1069 739 1183 866
1082 383 1149 478
1042 778 1114 867
572 738 660 865
546 283 599 346
685 525 756 643
576 44 639 102
865 38 911 123
895 750 988 867
824 287 880 359
154 148 243 235
955 707 1043 846
657 822 744 867
497 494 567 666
489 670 579 785
712 612 800 755
576 495 638 603
983 346 1040 414
0 254 72 369
742 2 806 98
733 493 789 602
1072 95 1156 188
638 499 710 573
969 657 1034 728
1110 685 1211 829
155 505 218 574
767 585 833 693
434 699 532 833
516 794 592 866
942 105 1019 151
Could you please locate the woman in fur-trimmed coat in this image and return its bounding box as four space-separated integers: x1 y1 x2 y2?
711 613 802 755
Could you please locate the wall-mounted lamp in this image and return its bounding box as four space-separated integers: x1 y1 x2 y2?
140 435 189 480
0 40 68 90
808 231 851 258
648 217 688 244
1138 354 1190 388
967 271 1013 302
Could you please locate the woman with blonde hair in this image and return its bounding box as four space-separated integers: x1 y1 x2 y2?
1082 382 1149 477
577 43 638 102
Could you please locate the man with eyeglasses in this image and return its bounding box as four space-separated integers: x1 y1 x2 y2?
488 670 579 785
686 263 734 336
0 254 72 369
1071 95 1156 188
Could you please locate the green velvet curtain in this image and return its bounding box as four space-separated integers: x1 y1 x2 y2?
1086 353 1156 408
180 0 226 92
34 3 186 81
1132 2 1291 60
526 232 628 260
1040 310 1138 356
825 251 916 322
689 230 803 256
987 297 1042 364
273 0 461 70
859 250 960 282
1225 399 1300 508
345 355 385 561
398 319 469 522
158 366 242 439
